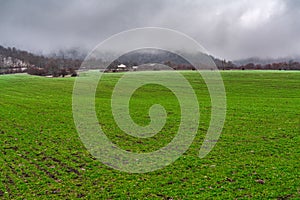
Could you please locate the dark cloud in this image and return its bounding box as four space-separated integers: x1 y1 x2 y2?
0 0 300 60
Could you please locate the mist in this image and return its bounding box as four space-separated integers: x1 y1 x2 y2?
1 0 300 60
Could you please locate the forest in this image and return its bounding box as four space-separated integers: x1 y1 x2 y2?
1 45 300 77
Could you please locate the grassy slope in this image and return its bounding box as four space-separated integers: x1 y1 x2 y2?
0 71 299 199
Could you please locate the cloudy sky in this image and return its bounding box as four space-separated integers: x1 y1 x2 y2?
1 0 300 60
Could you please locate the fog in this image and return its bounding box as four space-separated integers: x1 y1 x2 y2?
1 0 300 60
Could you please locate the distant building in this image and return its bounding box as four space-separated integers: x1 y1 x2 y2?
117 64 126 68
117 64 127 71
132 66 138 71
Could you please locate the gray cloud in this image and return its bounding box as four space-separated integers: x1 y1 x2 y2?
1 0 300 60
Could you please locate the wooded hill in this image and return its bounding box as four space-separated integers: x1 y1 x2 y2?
0 45 299 76
0 45 80 76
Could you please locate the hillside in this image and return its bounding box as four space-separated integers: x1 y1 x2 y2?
1 45 300 76
0 45 80 76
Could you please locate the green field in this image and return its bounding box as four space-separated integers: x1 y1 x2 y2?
0 71 299 199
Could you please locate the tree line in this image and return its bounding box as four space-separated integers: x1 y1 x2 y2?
0 45 81 76
1 45 300 76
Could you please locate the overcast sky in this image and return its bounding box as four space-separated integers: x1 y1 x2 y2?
1 0 300 60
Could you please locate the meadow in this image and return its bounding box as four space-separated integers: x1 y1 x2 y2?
0 71 299 199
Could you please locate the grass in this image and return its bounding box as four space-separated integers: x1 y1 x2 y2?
0 71 299 199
